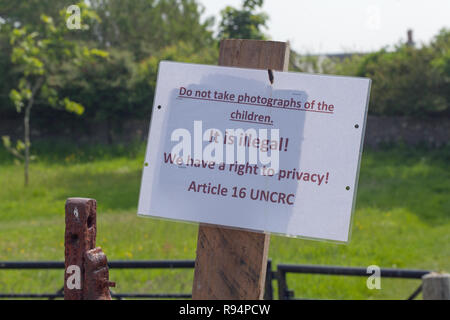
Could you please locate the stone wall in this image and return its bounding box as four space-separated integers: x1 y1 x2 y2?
1 115 449 148
364 115 449 148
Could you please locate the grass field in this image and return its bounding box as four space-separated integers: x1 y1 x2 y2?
0 141 449 299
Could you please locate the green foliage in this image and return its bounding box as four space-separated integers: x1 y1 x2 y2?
63 48 137 124
7 10 102 114
430 29 450 108
63 98 84 115
9 89 24 112
63 40 217 124
1 0 448 139
2 3 108 185
0 0 218 140
1 135 24 160
0 0 65 26
361 47 443 116
131 41 218 109
0 135 37 166
334 29 450 116
218 0 268 40
89 0 215 60
0 24 16 117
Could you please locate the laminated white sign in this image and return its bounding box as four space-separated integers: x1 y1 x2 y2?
138 61 371 242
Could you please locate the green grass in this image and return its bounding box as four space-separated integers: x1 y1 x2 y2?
0 142 449 299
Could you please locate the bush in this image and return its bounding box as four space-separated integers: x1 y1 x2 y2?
334 29 449 117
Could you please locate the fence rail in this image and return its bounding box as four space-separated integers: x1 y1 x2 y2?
0 260 432 300
275 264 431 300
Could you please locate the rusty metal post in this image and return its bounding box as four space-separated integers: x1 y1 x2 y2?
64 198 114 300
84 247 115 300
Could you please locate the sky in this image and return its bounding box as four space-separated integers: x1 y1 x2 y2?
198 0 450 54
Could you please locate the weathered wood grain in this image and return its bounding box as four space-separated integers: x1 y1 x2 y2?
192 39 290 300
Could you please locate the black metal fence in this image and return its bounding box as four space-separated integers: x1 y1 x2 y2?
274 264 430 300
0 260 431 300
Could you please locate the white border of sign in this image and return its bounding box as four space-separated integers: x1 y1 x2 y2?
137 61 371 243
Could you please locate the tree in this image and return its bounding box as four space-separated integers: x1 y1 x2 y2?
0 23 17 120
0 0 217 137
88 0 215 60
331 28 450 117
0 0 65 27
352 46 445 116
60 48 137 144
430 28 450 113
128 41 218 126
2 3 107 186
218 0 268 40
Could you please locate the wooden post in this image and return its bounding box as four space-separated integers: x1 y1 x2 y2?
192 39 290 300
422 272 450 300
